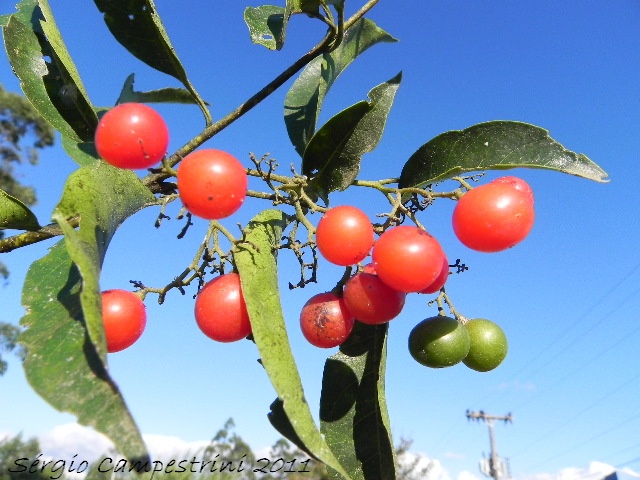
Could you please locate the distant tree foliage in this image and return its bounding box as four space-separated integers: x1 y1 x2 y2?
0 83 54 375
0 434 57 480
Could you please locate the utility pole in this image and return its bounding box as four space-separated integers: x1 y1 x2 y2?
466 410 513 480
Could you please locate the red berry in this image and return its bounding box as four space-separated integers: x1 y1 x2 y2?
101 289 147 353
299 292 354 348
492 176 534 204
420 255 449 294
315 206 374 266
343 272 406 325
95 103 169 169
177 149 248 220
452 181 535 252
372 226 446 293
195 273 252 342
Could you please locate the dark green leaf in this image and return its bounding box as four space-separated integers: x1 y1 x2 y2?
19 161 154 463
20 243 148 464
3 0 98 141
284 18 397 156
244 5 285 51
116 73 207 105
303 72 401 196
399 121 609 192
0 189 41 231
93 0 210 123
320 322 395 480
234 209 351 480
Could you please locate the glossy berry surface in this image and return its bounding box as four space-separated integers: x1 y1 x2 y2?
177 149 248 220
315 206 374 266
299 292 354 348
452 181 535 252
463 318 508 372
343 271 406 325
195 273 251 342
420 255 449 294
101 289 147 353
492 176 534 204
372 226 446 293
408 316 470 368
95 103 169 169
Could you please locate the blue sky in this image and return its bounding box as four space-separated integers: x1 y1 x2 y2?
1 1 640 478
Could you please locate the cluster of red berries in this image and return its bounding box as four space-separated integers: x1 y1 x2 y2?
95 103 251 352
94 103 533 374
95 102 248 220
301 175 534 372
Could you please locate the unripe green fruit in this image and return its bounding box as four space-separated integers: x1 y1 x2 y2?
463 318 508 372
408 316 470 368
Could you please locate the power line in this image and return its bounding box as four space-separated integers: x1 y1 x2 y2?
508 261 640 382
522 410 640 472
511 369 640 458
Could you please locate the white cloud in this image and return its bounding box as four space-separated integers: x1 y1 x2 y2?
517 461 640 480
458 470 483 480
39 424 114 461
36 423 217 464
444 451 466 460
143 433 211 460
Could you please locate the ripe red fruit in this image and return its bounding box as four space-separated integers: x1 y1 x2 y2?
343 272 406 325
452 181 535 253
420 255 449 294
492 176 534 204
315 206 374 266
101 289 147 353
299 292 354 348
177 149 248 220
195 273 251 342
372 226 446 293
95 103 169 169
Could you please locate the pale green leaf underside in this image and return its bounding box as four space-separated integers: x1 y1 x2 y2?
234 209 351 480
244 5 285 50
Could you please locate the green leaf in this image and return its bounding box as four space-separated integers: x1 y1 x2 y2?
303 72 401 196
116 73 207 105
61 136 100 167
284 18 397 156
93 0 210 124
51 161 155 358
234 209 351 480
0 189 41 231
20 243 148 464
3 0 98 141
244 5 285 51
320 322 395 480
0 14 10 27
19 161 154 463
398 121 610 192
